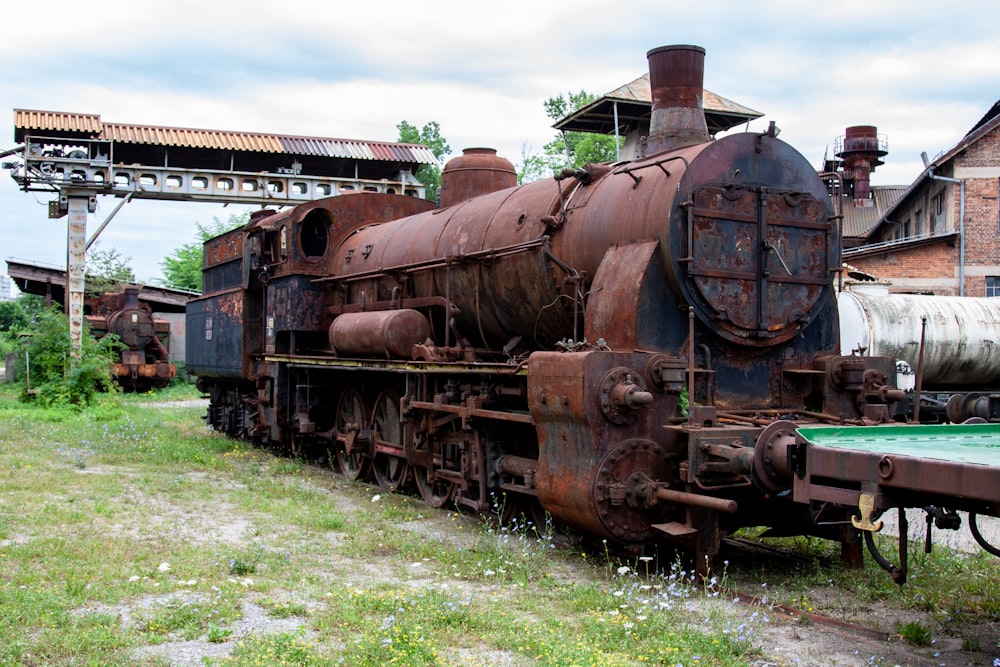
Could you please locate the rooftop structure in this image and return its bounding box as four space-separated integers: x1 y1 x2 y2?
553 72 763 160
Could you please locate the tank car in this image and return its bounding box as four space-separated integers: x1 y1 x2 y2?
839 288 1000 423
187 44 1000 578
87 285 176 391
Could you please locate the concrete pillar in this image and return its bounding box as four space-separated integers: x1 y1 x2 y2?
65 192 93 357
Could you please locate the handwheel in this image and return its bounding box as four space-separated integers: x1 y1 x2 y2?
335 387 370 481
371 390 409 492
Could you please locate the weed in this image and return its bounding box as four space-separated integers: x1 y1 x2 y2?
963 636 981 652
206 628 325 666
261 598 309 619
897 620 933 646
206 623 233 643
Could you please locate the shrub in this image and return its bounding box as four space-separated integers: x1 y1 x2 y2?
15 307 123 407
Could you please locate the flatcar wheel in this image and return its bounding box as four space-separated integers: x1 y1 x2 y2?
413 465 455 508
969 513 1000 557
335 387 370 481
371 390 409 492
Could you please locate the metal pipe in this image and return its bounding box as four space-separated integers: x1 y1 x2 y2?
687 308 696 422
913 315 927 423
612 101 621 161
0 144 24 160
86 192 134 250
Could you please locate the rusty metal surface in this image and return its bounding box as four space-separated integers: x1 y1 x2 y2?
645 45 710 154
584 240 662 350
328 178 578 348
439 148 517 208
329 310 431 359
529 350 688 542
204 228 244 269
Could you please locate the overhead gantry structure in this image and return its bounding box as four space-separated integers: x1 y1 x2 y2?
3 109 437 353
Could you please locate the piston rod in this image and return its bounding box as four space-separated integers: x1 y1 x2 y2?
654 486 738 513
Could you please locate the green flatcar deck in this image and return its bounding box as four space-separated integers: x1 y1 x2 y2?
792 423 1000 514
796 423 1000 467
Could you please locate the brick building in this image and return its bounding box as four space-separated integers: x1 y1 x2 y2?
843 103 1000 296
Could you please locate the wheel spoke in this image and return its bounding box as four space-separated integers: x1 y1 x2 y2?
413 464 455 508
371 390 409 492
335 387 370 481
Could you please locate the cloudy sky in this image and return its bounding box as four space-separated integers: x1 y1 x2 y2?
2 0 998 291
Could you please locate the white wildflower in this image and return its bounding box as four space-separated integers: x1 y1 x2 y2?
157 562 171 572
371 494 381 503
617 565 631 575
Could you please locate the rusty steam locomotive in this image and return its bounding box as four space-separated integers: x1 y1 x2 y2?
187 45 1000 578
88 286 176 391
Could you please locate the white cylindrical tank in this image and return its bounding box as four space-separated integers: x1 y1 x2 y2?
838 291 1000 388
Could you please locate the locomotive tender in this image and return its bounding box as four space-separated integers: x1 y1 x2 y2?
187 44 1000 577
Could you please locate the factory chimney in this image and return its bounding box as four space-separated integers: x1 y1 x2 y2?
835 125 888 207
643 44 711 156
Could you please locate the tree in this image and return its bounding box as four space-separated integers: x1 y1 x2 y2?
85 244 136 297
159 213 249 292
0 295 41 334
519 91 620 183
0 294 46 358
397 120 451 202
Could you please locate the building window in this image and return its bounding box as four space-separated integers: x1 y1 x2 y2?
988 276 1000 297
932 191 946 233
915 209 923 236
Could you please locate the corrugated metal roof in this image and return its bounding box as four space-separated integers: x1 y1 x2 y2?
839 185 907 238
14 109 101 134
13 109 436 164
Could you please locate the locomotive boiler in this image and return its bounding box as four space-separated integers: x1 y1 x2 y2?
87 285 176 391
187 44 1000 578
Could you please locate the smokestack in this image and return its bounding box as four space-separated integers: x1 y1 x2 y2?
123 285 140 310
644 45 711 156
